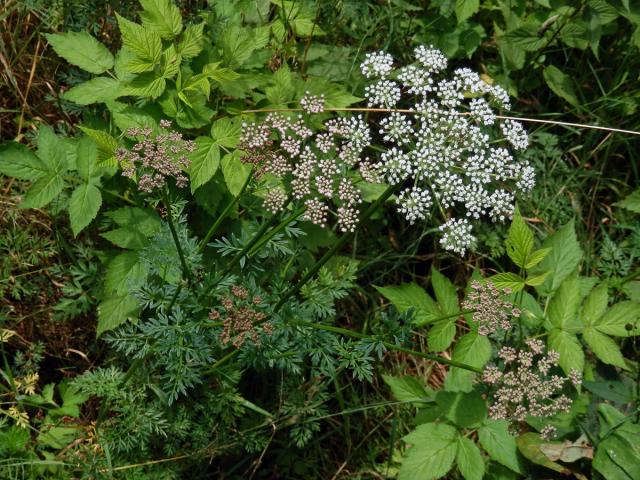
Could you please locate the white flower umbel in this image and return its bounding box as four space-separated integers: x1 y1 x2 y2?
361 45 532 255
360 51 394 79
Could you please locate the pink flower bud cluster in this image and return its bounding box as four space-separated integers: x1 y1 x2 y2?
116 120 195 193
482 339 582 437
239 93 368 233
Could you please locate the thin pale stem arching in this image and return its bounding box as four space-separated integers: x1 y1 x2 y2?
241 107 640 137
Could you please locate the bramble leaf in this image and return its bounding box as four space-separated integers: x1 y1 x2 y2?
45 32 114 74
189 137 220 193
456 436 485 480
399 423 458 480
139 0 182 39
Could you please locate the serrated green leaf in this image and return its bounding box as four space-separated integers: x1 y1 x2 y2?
437 390 487 428
97 294 139 336
0 142 48 180
116 13 162 64
374 283 439 325
20 173 65 209
211 117 242 148
106 206 161 235
444 332 491 392
547 275 582 332
582 283 608 327
595 302 640 336
506 208 534 268
101 227 148 249
524 247 551 269
543 65 579 106
583 328 627 368
382 375 430 404
45 32 114 74
501 24 550 51
221 151 251 196
105 251 147 295
615 189 640 213
128 72 167 99
548 329 584 374
161 44 181 79
537 219 583 294
400 423 458 480
139 0 182 39
112 107 158 133
431 267 459 315
457 436 485 480
189 137 220 193
455 0 479 23
491 272 526 292
64 77 125 105
75 136 98 180
77 127 118 166
178 22 205 58
525 271 549 286
428 319 457 352
69 182 101 236
478 420 524 474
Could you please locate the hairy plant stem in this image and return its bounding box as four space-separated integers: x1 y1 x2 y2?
162 189 193 284
198 170 253 253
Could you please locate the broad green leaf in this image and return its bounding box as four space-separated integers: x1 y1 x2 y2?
455 0 479 23
116 13 162 65
211 117 242 148
69 182 102 236
105 251 147 295
478 420 524 474
64 77 124 105
516 433 569 474
596 301 640 336
49 383 88 417
112 107 158 133
525 271 549 286
547 275 582 332
222 151 251 196
583 328 627 368
189 137 220 193
374 283 439 325
501 24 550 51
37 426 78 449
615 188 640 213
78 127 118 167
444 332 491 392
160 44 181 80
594 434 640 480
537 219 582 294
20 173 65 209
128 72 167 99
178 22 205 58
457 436 485 480
382 375 431 404
45 32 114 74
437 390 487 428
97 294 139 336
548 329 584 374
524 248 551 269
139 0 182 39
490 272 526 293
400 423 458 480
106 206 161 235
543 65 579 106
75 136 98 180
581 283 608 327
101 228 149 249
220 25 257 67
506 208 533 269
0 142 48 180
431 267 459 314
428 319 457 352
36 124 71 170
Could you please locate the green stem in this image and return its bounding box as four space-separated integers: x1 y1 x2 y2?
208 184 396 373
289 319 481 373
198 171 253 253
273 184 396 314
221 200 293 276
247 206 306 257
162 190 193 284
